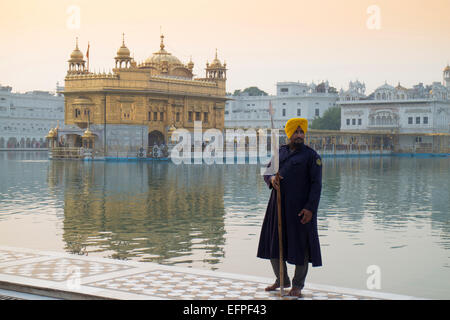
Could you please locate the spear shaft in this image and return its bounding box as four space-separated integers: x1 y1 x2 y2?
269 101 284 297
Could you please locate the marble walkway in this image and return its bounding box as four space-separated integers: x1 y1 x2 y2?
0 246 421 300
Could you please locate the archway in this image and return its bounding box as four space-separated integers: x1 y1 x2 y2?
60 134 83 147
148 130 165 147
7 137 17 148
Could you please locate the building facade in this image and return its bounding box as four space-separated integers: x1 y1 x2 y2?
0 84 64 149
338 66 450 153
225 81 339 129
61 35 227 157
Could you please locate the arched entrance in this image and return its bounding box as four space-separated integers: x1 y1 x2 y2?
60 134 83 147
148 130 165 147
7 137 17 148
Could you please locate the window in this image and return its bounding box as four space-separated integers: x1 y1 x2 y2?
148 112 151 121
415 137 422 143
408 117 413 124
346 119 350 125
160 112 164 121
282 109 286 117
280 88 288 93
297 109 301 116
75 109 80 118
423 116 428 124
315 108 320 117
204 112 208 123
176 112 180 122
352 119 356 125
358 119 362 125
188 111 193 122
195 112 201 121
153 112 158 121
416 117 420 124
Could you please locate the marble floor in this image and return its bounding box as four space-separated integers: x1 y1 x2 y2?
0 246 421 300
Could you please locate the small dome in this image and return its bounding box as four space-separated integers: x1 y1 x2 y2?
395 83 408 91
209 49 223 68
117 45 130 57
69 38 84 61
116 34 131 58
187 57 194 69
82 128 95 139
46 128 57 139
444 65 450 72
376 83 395 91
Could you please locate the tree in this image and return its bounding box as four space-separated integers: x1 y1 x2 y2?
310 106 341 130
233 87 268 96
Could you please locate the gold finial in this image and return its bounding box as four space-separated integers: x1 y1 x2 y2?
75 37 79 50
160 33 165 50
215 48 218 59
122 33 125 46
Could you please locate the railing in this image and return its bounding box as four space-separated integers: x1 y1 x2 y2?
49 147 84 159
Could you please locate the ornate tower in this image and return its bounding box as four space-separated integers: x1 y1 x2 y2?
67 38 86 75
205 49 227 81
115 33 132 69
444 65 450 89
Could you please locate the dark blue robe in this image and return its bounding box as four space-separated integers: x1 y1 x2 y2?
257 143 323 267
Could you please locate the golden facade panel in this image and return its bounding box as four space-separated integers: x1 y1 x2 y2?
62 34 227 153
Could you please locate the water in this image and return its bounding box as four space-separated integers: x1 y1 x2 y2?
0 151 449 299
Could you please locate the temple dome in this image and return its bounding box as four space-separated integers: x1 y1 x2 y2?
69 38 84 61
116 34 131 58
144 34 183 66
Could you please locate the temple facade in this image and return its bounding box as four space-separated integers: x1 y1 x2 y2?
58 35 227 158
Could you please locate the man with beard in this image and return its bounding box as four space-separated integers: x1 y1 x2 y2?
257 118 323 297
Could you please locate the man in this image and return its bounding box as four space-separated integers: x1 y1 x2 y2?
257 118 322 297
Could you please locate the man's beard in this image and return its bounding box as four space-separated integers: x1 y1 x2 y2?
289 138 304 150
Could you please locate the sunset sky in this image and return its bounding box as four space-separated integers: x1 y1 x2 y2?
1 0 449 95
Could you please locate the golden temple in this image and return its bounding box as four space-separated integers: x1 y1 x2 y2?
60 34 227 156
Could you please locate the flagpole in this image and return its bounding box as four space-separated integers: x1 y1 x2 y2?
86 42 90 72
269 101 284 297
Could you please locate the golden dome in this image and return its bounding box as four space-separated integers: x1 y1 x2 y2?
144 34 183 66
209 49 223 68
116 33 131 58
117 45 130 57
82 128 95 139
69 38 84 61
46 128 57 139
444 65 450 72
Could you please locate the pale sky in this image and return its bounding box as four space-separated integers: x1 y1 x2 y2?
1 0 449 95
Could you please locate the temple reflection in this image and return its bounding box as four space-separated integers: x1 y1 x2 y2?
48 161 226 268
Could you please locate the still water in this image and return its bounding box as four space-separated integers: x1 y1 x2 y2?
0 151 449 299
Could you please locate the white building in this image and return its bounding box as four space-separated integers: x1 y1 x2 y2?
338 66 450 152
0 84 65 149
225 81 339 129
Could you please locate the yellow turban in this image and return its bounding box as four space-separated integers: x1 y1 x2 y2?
285 118 308 139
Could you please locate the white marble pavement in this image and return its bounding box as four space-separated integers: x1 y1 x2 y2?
0 246 422 300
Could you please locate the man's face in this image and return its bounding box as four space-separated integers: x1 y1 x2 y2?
290 127 305 144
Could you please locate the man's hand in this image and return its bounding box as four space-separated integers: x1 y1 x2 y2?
270 175 283 191
298 209 312 224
